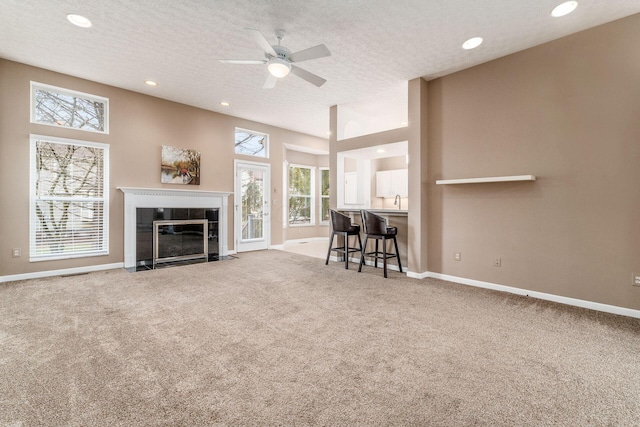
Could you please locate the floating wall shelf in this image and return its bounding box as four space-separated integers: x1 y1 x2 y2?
435 175 536 185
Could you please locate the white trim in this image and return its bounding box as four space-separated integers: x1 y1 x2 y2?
288 163 316 226
270 244 285 250
117 187 231 268
282 160 289 229
284 237 327 244
0 262 123 283
30 134 110 262
436 175 536 185
415 271 640 319
319 167 330 225
30 81 110 134
234 160 271 253
406 270 430 279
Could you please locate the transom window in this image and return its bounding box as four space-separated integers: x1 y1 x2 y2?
30 135 109 261
31 82 109 134
288 165 315 226
235 128 269 158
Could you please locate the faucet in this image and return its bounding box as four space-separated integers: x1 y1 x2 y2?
394 194 401 210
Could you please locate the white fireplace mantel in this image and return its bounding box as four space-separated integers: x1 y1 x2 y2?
118 187 232 268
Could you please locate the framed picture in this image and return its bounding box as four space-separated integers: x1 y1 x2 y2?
161 145 200 185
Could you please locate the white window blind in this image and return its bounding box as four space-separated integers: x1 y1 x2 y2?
30 135 109 261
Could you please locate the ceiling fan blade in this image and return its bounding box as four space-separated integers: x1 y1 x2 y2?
219 59 266 64
246 28 277 57
290 65 327 87
263 73 277 89
289 44 331 63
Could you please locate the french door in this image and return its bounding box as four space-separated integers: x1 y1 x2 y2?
235 160 270 252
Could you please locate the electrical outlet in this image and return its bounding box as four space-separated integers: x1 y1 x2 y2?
494 257 501 267
454 252 461 261
12 248 21 258
634 273 640 287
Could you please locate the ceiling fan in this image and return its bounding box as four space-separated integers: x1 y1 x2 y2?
219 29 331 88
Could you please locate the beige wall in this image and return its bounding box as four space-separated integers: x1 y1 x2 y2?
0 60 328 277
427 14 640 309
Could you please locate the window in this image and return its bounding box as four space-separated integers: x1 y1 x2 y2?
31 82 109 134
288 165 315 225
320 168 330 224
235 128 268 158
30 135 109 261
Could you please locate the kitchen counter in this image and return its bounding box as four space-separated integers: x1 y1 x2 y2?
339 209 409 270
339 208 408 217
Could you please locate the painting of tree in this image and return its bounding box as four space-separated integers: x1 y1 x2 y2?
161 145 201 185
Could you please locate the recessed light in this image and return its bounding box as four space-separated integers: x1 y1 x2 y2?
400 121 408 126
551 1 578 17
66 14 92 28
462 37 483 50
376 149 386 153
326 131 332 136
220 101 230 106
144 80 158 86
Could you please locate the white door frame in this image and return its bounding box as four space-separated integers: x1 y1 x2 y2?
234 160 271 252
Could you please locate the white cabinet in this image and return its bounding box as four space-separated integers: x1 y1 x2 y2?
376 169 408 198
344 172 360 204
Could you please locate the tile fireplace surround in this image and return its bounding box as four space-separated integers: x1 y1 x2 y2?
118 187 232 269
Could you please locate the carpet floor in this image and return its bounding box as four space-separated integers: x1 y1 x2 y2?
1 250 639 426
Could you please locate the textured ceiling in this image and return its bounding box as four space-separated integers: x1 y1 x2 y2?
1 0 639 138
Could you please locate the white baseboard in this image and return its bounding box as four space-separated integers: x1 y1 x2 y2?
284 237 327 244
0 262 124 284
270 244 284 250
422 271 640 319
406 270 430 279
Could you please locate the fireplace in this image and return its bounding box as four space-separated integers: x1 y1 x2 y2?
153 219 208 268
118 187 232 269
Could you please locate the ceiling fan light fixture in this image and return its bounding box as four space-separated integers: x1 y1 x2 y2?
268 58 291 78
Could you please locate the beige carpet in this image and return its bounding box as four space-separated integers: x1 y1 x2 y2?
1 250 639 426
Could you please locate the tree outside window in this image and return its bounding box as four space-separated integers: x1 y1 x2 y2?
31 82 108 133
320 168 330 223
30 135 109 261
235 128 268 158
288 165 314 225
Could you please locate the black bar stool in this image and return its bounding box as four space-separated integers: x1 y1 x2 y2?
358 210 402 278
325 210 363 269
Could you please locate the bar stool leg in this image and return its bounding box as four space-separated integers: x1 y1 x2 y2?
343 232 349 269
374 239 379 268
393 236 402 273
358 235 368 272
383 236 388 278
325 230 335 265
